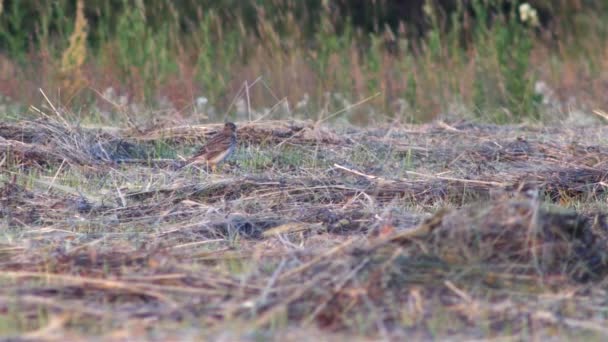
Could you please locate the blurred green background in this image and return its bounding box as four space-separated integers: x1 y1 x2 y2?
0 0 606 124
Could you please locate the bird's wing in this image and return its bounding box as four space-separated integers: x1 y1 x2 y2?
192 132 232 159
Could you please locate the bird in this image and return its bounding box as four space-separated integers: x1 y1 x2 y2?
180 122 237 171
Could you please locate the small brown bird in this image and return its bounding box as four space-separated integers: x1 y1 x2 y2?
180 122 237 171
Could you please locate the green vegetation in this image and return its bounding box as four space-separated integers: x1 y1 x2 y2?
0 0 607 123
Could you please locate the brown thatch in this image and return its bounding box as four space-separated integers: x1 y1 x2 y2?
3 118 608 339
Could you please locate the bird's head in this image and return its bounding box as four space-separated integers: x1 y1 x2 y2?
224 122 237 132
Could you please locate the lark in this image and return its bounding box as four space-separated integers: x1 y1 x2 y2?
180 122 237 171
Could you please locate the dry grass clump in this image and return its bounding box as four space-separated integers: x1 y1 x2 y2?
0 119 123 166
419 199 608 281
1 117 608 339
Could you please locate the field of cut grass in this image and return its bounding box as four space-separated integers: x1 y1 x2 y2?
1 113 608 340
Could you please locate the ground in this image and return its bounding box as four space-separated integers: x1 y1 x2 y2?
1 118 608 340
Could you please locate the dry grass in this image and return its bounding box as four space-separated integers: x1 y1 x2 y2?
2 1 608 124
1 117 608 340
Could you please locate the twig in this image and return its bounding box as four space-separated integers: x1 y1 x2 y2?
46 159 66 194
89 87 138 129
0 271 216 307
304 258 370 325
247 271 327 330
223 77 262 119
317 92 381 124
278 237 359 281
171 239 226 249
404 170 506 187
437 120 461 132
335 162 505 187
253 97 289 123
444 280 473 303
245 79 252 121
333 163 387 182
39 88 70 129
257 258 287 307
592 109 608 122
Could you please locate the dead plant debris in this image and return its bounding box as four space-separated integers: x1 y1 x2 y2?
1 118 608 339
